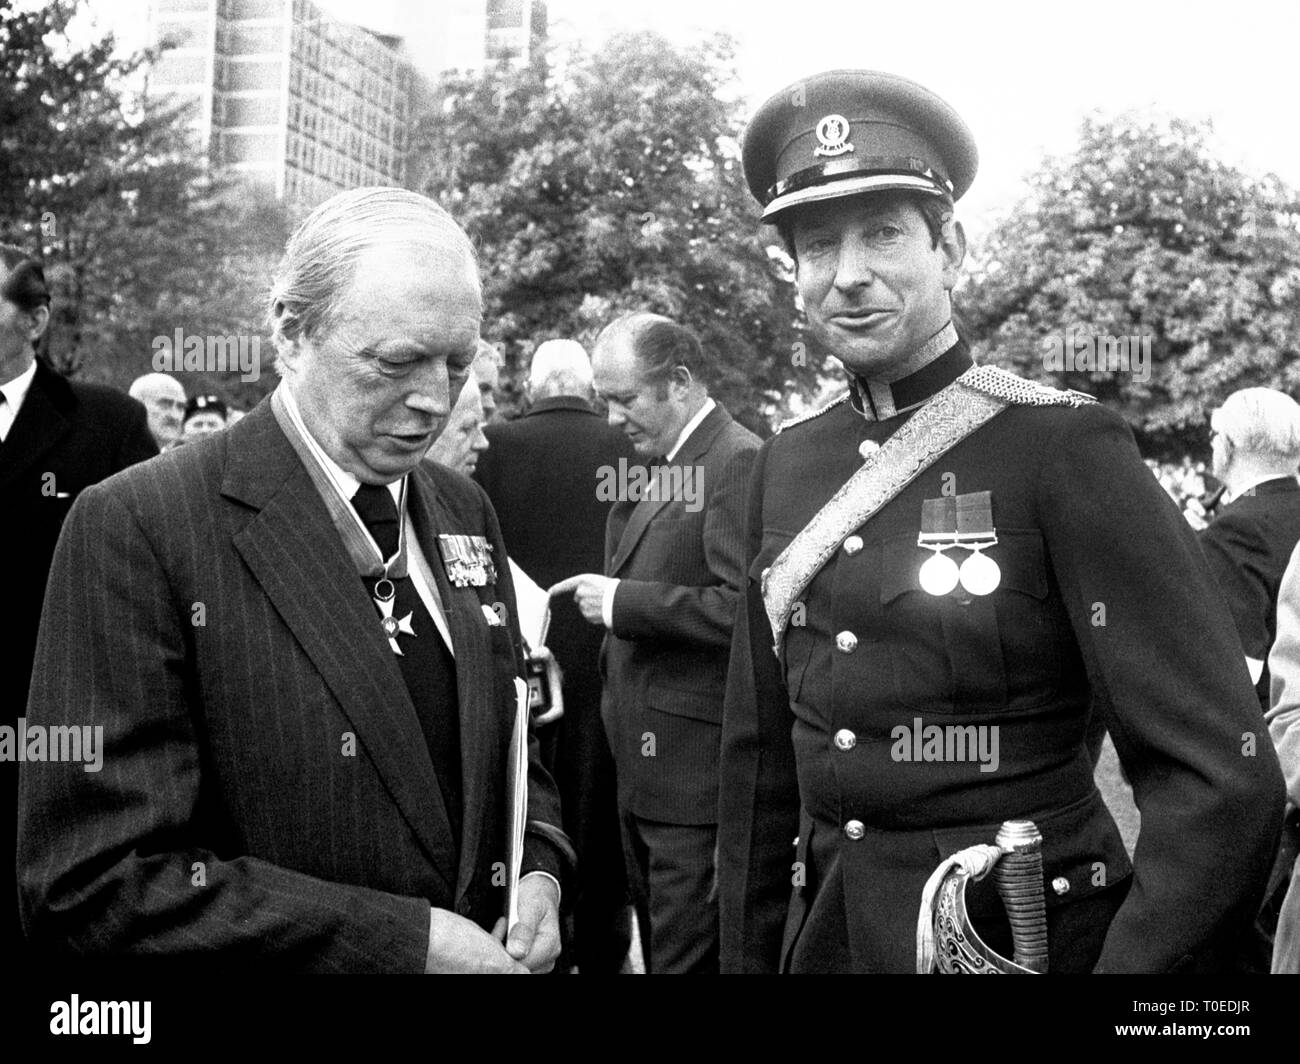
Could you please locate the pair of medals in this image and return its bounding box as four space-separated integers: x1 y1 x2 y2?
917 491 1002 597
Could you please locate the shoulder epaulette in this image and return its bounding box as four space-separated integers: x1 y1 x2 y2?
961 365 1095 408
777 390 850 434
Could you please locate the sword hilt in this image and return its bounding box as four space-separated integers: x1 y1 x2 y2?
994 819 1048 973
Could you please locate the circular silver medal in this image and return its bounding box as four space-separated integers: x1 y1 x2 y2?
919 550 960 596
958 550 1001 596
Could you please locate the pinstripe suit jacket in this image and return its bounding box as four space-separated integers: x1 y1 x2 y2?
17 398 564 972
602 402 759 825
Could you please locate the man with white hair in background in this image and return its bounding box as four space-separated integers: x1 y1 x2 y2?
128 371 187 452
471 339 502 424
1200 387 1300 970
474 338 639 973
426 344 494 477
1200 386 1300 711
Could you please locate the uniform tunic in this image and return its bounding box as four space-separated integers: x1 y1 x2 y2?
718 340 1286 973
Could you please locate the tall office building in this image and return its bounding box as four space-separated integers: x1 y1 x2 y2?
148 0 547 205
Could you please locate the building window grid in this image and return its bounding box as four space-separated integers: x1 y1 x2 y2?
166 0 417 203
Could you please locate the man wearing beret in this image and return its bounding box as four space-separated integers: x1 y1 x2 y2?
717 70 1285 973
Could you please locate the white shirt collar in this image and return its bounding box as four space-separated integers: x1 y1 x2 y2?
665 397 715 462
0 358 38 428
278 383 402 506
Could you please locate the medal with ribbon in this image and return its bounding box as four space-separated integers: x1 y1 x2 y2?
437 534 497 588
268 388 425 656
917 490 1001 597
360 478 418 654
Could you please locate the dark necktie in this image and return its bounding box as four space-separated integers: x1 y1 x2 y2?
351 483 462 843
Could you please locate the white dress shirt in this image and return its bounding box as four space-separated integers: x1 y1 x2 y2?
0 357 38 442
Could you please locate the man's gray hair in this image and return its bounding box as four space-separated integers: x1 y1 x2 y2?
267 187 479 365
1213 387 1300 466
529 339 594 399
128 372 184 401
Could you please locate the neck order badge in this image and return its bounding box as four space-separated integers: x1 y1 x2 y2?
351 480 419 654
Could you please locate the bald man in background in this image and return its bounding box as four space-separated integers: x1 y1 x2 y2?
474 339 638 972
128 372 187 452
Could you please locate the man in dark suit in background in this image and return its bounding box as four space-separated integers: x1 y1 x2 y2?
475 338 638 973
0 244 156 965
18 188 568 972
552 314 759 973
1201 387 1300 710
1199 386 1300 970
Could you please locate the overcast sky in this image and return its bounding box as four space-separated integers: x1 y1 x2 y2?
94 0 1300 234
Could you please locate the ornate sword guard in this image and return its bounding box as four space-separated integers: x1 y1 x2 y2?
916 818 1048 974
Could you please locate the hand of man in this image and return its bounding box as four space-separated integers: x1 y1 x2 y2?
548 573 612 626
426 907 529 973
504 873 562 973
527 645 564 726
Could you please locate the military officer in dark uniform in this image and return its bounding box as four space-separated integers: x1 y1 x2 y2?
717 70 1285 973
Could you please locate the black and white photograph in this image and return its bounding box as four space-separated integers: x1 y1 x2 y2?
2 0 1297 1045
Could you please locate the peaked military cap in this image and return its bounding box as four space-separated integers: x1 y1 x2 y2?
742 70 978 222
184 393 227 422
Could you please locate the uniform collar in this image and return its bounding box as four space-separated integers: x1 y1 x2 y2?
847 322 970 422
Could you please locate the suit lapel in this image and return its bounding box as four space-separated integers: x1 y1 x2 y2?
0 361 73 490
608 404 732 575
609 492 673 575
224 404 458 896
407 472 498 899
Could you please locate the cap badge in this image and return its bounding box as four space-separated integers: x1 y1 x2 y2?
813 114 854 158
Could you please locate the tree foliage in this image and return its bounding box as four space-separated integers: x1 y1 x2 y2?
409 31 812 431
960 112 1300 458
0 0 292 408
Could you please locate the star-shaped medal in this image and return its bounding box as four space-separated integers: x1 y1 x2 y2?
372 578 415 655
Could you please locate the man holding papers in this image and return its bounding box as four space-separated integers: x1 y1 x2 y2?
18 188 569 973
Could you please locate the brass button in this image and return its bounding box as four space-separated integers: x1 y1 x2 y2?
843 535 863 555
844 819 865 841
858 439 881 460
1052 876 1070 896
835 631 858 653
833 729 856 751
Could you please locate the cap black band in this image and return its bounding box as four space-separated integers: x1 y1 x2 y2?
767 154 954 205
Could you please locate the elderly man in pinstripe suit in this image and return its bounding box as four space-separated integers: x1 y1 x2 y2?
17 188 568 973
551 314 759 973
